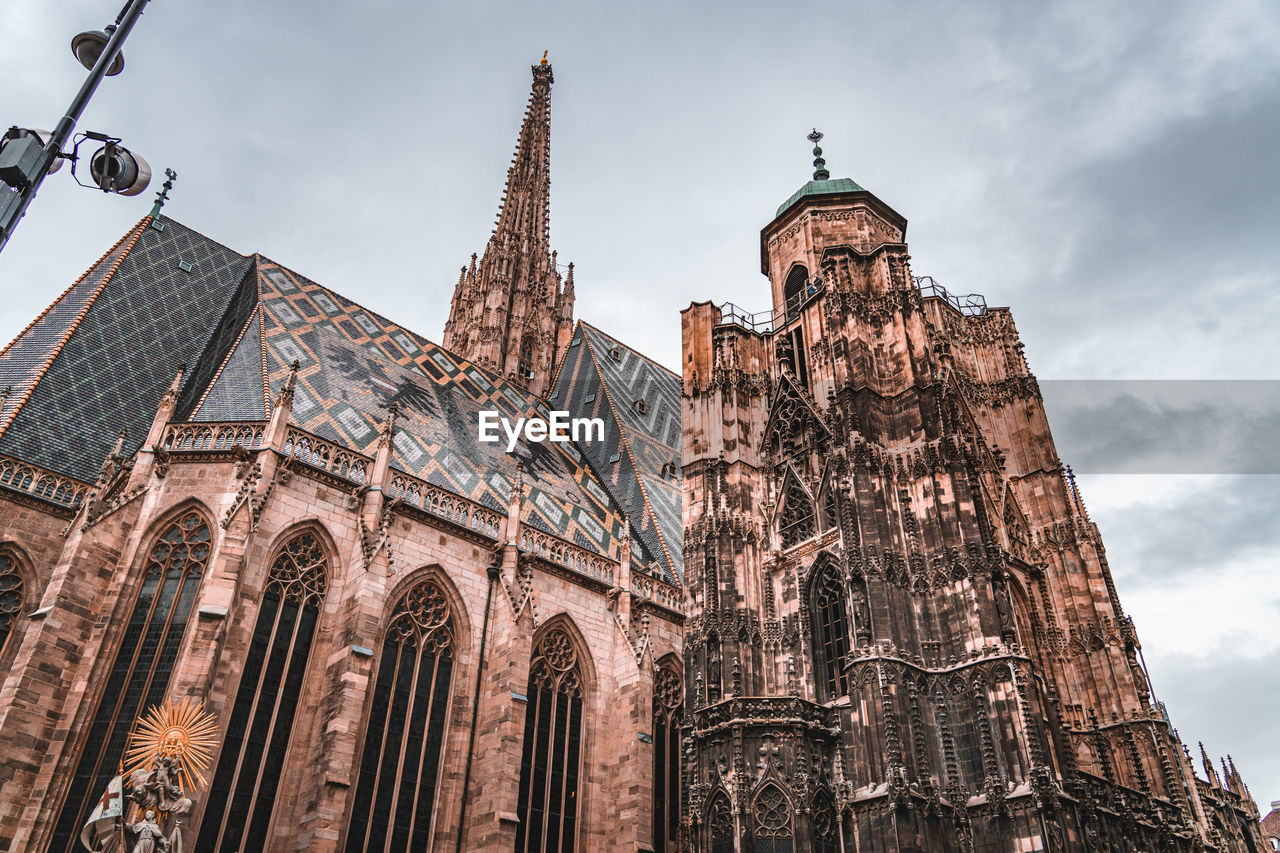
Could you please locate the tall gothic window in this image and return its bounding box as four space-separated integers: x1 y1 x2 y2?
779 479 815 549
652 662 683 853
346 579 455 851
514 627 585 853
821 480 839 531
50 510 210 853
198 530 328 852
707 790 734 853
813 565 851 700
752 783 795 853
0 549 24 662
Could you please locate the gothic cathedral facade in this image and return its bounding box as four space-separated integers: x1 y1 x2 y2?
0 59 1264 853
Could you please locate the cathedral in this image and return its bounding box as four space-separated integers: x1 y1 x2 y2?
0 57 1264 852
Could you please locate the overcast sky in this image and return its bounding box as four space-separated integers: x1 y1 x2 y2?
2 0 1277 815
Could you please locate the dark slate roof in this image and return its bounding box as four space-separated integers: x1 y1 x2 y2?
0 218 253 482
548 322 683 583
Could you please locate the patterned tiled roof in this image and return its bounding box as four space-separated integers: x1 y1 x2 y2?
548 322 683 583
188 260 633 562
0 217 685 580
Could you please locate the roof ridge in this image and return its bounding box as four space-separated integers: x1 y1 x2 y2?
0 218 149 439
580 331 680 582
579 320 679 379
189 304 262 419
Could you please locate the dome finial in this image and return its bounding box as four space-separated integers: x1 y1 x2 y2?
807 128 830 181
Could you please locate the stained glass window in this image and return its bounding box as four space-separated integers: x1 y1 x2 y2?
514 627 585 853
49 510 210 853
345 579 455 851
813 565 851 700
652 662 683 852
198 530 327 852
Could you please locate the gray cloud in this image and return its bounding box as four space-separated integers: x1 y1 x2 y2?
1081 475 1280 586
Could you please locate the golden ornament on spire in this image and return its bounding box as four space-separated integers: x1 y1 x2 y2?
540 50 548 64
123 697 218 793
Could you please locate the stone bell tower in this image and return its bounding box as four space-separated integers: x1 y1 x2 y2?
442 53 575 396
679 133 1259 852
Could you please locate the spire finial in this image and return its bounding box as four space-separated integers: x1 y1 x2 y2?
149 168 177 218
807 129 830 181
540 50 548 65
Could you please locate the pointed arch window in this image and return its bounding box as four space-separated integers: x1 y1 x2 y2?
515 627 586 853
50 510 210 853
707 790 734 853
784 265 809 320
811 790 838 853
813 565 851 700
653 662 683 853
199 530 328 852
346 579 455 851
518 337 536 380
752 783 795 853
0 549 24 663
821 479 839 531
779 479 816 549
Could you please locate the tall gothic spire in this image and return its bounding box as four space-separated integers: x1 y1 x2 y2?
443 55 574 397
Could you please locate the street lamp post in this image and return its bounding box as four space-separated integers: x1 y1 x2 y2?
0 0 154 255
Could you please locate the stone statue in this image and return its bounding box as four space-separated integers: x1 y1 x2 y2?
127 809 169 853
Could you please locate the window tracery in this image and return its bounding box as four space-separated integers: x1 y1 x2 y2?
813 564 851 699
752 783 795 853
779 479 816 548
346 577 455 851
199 529 328 852
652 661 683 852
50 510 210 853
515 626 586 853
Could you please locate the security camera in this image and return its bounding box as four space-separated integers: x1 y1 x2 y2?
89 142 150 195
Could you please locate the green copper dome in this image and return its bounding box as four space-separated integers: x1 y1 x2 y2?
775 177 864 218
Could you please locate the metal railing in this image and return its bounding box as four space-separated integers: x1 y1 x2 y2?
915 276 987 316
716 302 774 333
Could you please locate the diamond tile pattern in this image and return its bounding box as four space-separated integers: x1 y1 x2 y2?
192 261 631 557
548 323 683 583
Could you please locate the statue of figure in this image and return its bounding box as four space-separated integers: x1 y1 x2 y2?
128 809 170 853
707 644 722 701
127 767 158 808
851 586 871 643
1127 647 1151 706
994 579 1016 640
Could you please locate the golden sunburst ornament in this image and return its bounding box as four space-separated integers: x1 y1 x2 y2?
124 697 218 792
